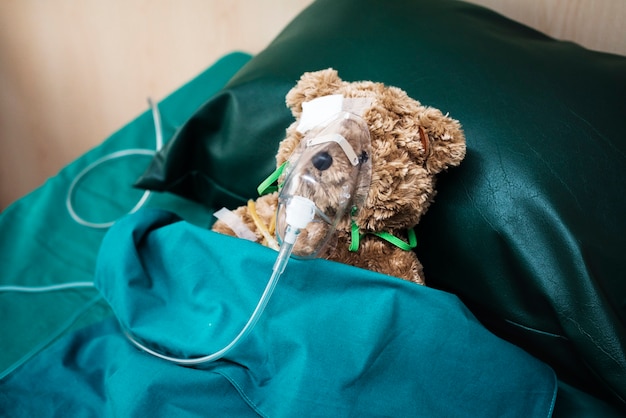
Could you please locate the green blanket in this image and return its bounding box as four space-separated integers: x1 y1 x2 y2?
1 208 557 417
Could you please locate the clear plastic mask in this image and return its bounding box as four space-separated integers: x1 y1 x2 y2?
276 111 372 257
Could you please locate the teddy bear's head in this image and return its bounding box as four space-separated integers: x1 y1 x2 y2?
274 68 465 251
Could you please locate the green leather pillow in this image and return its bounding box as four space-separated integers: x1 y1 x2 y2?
136 0 626 411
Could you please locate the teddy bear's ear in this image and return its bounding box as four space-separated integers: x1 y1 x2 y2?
285 68 344 117
419 108 466 174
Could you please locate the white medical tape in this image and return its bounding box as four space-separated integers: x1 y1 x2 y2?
213 208 258 241
297 94 374 134
297 94 344 133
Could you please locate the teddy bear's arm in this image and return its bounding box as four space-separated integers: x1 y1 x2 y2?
211 193 280 249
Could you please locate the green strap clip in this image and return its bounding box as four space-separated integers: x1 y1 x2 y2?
257 162 287 195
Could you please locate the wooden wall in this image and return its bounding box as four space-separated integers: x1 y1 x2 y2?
0 0 624 209
472 0 625 55
0 0 314 209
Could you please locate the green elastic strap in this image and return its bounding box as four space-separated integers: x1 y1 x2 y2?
372 229 417 251
257 162 287 195
349 223 417 252
350 220 361 252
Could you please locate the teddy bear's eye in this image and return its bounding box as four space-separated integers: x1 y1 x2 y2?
312 151 333 171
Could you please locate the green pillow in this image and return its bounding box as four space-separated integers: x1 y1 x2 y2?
136 0 626 411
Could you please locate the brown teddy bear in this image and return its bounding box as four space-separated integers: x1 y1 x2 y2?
212 69 465 284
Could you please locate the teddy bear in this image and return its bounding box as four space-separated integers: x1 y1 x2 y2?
212 69 466 284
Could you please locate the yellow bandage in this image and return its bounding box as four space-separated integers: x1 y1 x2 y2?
247 200 279 250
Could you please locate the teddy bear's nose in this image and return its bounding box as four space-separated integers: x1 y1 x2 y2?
312 151 333 171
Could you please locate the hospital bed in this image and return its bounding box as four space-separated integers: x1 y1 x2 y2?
1 0 625 416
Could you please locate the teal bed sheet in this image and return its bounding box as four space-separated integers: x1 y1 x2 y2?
0 52 253 378
1 208 557 416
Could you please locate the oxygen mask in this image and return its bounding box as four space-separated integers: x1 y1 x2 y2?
276 111 372 258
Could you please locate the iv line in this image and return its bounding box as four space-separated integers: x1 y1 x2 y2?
0 282 95 293
123 244 291 365
0 101 161 308
65 98 164 229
